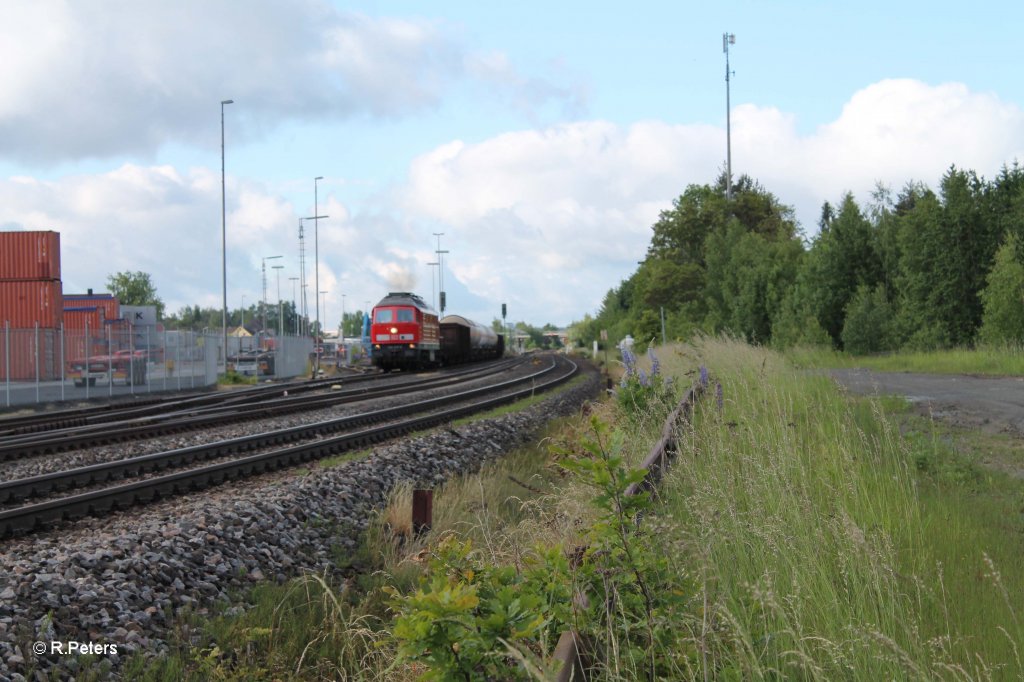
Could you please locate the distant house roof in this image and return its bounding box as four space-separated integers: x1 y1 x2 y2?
228 326 252 337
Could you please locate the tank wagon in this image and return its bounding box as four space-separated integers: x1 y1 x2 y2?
439 314 504 364
370 292 504 371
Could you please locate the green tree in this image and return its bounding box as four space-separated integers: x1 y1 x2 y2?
894 167 995 348
978 233 1024 343
841 285 896 354
106 270 165 318
802 193 881 345
770 283 831 349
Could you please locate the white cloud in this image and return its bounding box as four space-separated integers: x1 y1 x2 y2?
3 79 1022 329
0 0 583 164
401 80 1024 324
737 79 1024 226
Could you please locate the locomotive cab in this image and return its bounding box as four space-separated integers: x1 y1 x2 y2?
370 292 440 371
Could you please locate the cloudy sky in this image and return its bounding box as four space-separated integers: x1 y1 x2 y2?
2 1 1023 329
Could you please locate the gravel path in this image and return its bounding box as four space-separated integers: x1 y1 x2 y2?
829 368 1024 436
0 364 600 680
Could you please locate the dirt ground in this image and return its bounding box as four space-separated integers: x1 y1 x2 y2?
830 369 1024 435
830 368 1024 477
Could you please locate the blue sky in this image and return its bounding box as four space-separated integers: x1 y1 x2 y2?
1 0 1023 329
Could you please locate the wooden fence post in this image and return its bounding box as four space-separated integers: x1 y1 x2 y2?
412 489 433 535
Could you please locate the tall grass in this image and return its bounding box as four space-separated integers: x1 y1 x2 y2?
663 337 1023 679
787 342 1024 376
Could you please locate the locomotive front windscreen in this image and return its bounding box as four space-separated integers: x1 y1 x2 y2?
375 308 416 324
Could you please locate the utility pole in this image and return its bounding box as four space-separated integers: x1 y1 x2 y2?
723 32 735 201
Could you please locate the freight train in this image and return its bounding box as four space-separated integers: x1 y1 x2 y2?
369 292 504 371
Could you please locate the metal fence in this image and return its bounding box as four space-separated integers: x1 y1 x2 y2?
1 322 314 408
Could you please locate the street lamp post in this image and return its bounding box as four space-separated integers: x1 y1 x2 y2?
240 294 246 333
320 291 328 340
289 277 299 335
220 98 233 372
273 264 284 338
723 32 735 200
314 177 324 369
261 255 282 343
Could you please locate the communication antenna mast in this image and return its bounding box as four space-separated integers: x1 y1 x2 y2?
723 32 736 201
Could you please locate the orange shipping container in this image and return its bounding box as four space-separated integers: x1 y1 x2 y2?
0 280 63 328
0 231 61 281
63 293 119 322
62 307 106 330
0 327 61 381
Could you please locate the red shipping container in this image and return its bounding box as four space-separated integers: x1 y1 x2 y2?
63 307 106 330
0 231 61 281
63 293 119 321
0 280 63 328
0 327 61 381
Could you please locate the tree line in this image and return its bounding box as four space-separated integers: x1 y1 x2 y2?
572 163 1024 353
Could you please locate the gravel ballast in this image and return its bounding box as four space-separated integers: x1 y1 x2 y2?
0 367 601 680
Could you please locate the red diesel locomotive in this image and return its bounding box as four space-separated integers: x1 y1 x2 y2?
370 292 504 371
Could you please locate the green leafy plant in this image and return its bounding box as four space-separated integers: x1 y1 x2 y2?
559 416 697 678
388 535 571 680
390 414 698 680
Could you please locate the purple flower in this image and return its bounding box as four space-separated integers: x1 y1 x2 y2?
699 365 709 388
715 381 724 410
638 368 649 387
647 347 661 376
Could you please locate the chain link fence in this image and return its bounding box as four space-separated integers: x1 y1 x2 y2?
1 322 313 408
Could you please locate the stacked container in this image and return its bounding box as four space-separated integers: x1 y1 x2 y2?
0 231 64 380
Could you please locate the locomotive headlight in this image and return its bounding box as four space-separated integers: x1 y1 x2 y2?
390 327 398 334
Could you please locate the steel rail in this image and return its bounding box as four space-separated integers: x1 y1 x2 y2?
0 359 526 460
0 358 578 537
0 357 562 505
0 358 519 438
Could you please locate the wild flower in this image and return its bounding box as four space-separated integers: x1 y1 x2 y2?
616 344 672 420
699 365 709 388
716 381 724 410
647 346 661 375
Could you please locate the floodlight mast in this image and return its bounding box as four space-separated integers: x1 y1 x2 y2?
723 32 735 201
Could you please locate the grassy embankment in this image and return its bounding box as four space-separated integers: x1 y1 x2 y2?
115 340 1023 680
664 338 1024 679
787 342 1024 376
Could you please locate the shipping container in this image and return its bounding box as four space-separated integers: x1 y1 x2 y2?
63 293 119 322
0 327 61 381
62 307 106 330
0 231 61 281
0 280 63 328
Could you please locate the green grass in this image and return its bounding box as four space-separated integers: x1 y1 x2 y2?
660 337 1024 679
218 370 257 386
786 342 1024 376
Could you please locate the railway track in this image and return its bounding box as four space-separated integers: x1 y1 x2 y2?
0 358 525 460
0 371 380 439
0 356 578 537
